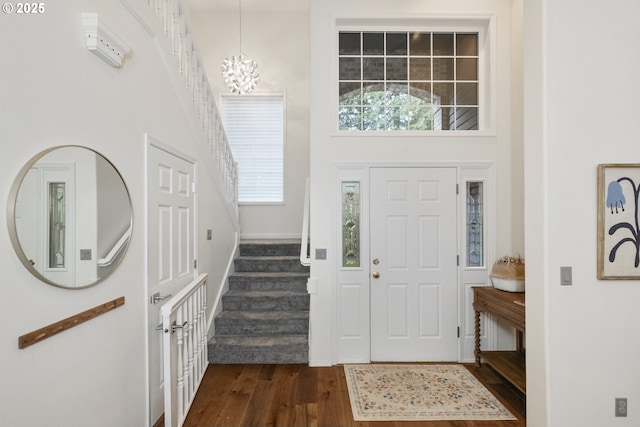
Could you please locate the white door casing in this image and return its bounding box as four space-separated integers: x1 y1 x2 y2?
40 165 76 285
370 167 458 361
15 168 39 271
17 165 76 285
146 139 197 426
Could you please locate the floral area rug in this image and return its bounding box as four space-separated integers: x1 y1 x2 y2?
343 364 516 421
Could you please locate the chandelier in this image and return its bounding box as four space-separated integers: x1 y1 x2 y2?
221 0 259 94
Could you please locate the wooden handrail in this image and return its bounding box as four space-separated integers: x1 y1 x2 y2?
18 297 125 349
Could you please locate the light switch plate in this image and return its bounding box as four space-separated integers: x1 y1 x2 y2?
315 248 327 260
80 249 92 260
560 266 572 286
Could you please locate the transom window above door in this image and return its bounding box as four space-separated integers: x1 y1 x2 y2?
338 31 479 131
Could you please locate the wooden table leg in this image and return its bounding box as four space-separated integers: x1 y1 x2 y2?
474 308 481 367
516 330 523 353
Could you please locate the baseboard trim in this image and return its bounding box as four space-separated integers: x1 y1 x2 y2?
308 359 333 367
207 231 239 339
239 233 302 240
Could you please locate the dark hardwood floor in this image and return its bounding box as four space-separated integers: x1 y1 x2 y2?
183 363 525 427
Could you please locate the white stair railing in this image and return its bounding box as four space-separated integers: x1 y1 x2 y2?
97 225 132 267
144 0 238 207
160 273 208 427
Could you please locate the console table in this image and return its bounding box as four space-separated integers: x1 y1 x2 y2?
473 286 526 394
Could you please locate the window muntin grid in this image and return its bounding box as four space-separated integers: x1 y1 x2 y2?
338 31 479 131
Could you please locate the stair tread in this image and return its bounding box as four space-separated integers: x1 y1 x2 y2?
217 310 309 320
237 255 302 260
240 239 301 244
225 290 308 297
231 272 309 278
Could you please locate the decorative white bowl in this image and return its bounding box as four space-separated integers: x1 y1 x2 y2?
490 276 525 292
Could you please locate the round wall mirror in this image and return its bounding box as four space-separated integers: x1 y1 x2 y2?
7 146 133 289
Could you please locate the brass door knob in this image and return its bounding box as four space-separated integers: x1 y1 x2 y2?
372 272 380 279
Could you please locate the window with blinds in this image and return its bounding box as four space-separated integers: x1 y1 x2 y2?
221 95 284 203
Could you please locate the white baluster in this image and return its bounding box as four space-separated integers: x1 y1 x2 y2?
201 283 208 372
186 295 194 399
175 308 185 422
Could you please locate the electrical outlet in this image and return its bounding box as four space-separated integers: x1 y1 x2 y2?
615 398 627 417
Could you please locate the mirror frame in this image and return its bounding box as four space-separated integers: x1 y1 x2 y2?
7 145 133 289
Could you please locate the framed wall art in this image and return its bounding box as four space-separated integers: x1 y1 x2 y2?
597 163 640 279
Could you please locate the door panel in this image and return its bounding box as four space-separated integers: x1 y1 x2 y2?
419 284 440 336
387 284 409 337
370 167 457 361
419 216 440 267
387 216 408 267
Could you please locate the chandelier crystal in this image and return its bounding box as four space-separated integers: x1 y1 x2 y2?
221 54 259 94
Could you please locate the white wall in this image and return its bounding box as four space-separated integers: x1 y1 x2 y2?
0 2 238 426
187 3 310 239
524 0 640 425
309 0 523 365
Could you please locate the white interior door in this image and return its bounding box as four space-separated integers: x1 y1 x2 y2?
370 167 458 361
147 142 196 426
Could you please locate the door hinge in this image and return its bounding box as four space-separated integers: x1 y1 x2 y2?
194 259 197 269
456 183 459 194
457 255 459 266
192 182 197 193
457 326 460 338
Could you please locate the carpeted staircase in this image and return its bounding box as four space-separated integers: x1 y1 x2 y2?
208 240 310 364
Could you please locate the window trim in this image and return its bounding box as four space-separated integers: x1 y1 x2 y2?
332 16 496 137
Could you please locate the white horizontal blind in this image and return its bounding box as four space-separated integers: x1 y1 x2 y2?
221 95 284 203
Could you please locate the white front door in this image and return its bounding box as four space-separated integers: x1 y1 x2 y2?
147 141 196 426
370 167 458 361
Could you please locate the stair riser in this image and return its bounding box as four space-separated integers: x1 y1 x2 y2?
234 259 310 273
222 296 309 311
208 349 308 364
215 320 309 336
228 278 307 292
239 244 301 257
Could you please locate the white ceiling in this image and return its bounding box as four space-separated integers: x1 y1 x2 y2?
184 0 309 12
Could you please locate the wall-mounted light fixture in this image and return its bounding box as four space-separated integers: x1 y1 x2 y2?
81 13 130 68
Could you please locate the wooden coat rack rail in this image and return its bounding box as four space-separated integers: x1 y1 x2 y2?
18 296 125 349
